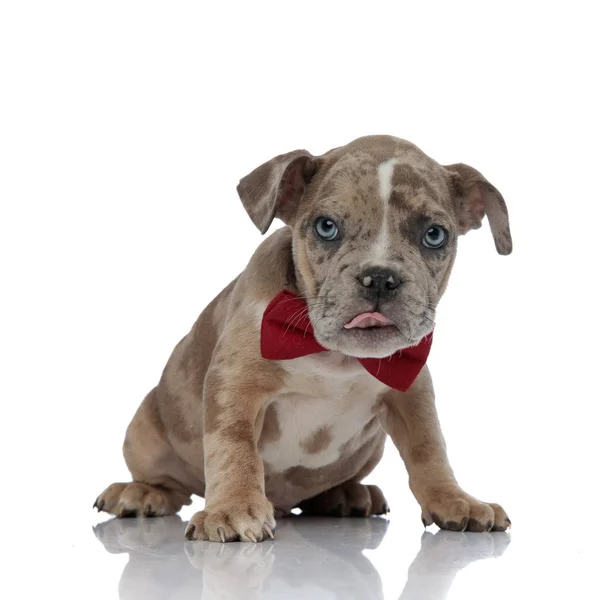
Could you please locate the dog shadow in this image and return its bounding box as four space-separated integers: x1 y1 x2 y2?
93 515 509 599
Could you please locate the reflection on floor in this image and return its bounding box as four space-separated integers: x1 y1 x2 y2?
93 515 509 599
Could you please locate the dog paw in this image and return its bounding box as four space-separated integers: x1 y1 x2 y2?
298 483 390 517
184 493 276 543
93 482 191 518
419 486 511 532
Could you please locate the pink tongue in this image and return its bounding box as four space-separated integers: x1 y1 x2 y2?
344 312 394 329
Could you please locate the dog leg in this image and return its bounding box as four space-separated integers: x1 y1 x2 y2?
184 362 280 543
94 389 197 517
381 368 511 532
298 482 389 517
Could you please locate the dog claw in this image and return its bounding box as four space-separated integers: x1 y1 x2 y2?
245 530 258 543
217 527 226 543
185 524 196 540
264 524 275 539
493 517 512 532
93 498 105 512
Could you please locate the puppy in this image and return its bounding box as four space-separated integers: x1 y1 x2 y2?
94 135 512 542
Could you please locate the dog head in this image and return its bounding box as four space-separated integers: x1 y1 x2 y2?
237 135 511 359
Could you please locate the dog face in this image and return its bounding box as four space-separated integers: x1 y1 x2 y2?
238 135 511 359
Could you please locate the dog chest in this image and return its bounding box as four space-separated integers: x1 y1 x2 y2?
258 354 387 473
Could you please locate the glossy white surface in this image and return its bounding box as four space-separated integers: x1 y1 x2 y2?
7 501 596 599
94 516 505 599
87 514 596 600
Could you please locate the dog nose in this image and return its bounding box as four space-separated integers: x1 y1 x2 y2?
358 267 402 296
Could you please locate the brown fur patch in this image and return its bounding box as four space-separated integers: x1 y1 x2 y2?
300 425 333 454
410 441 436 464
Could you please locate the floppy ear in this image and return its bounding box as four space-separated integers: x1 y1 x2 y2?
445 163 513 255
237 150 321 234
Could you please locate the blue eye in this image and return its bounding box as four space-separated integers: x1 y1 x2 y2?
315 217 339 241
422 226 447 249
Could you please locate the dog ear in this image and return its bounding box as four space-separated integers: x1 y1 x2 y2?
444 163 512 255
237 150 321 234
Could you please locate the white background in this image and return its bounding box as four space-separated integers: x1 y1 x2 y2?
1 1 599 598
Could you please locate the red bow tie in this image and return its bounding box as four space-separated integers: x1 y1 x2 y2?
260 290 433 392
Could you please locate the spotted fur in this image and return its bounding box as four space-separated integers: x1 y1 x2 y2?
94 135 512 541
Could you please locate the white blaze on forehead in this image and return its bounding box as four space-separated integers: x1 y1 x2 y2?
378 158 398 203
371 158 399 260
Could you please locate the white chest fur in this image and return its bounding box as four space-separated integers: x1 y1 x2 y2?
259 353 388 473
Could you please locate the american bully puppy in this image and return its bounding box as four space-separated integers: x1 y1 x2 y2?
94 135 512 542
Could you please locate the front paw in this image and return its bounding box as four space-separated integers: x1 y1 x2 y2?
185 492 276 543
419 485 511 532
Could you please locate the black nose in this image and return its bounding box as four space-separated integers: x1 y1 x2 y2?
358 267 402 299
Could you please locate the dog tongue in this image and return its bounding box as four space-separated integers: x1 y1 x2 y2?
344 312 394 329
